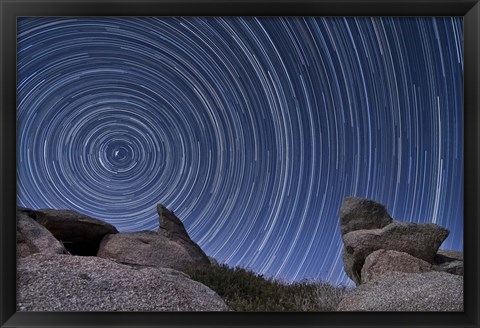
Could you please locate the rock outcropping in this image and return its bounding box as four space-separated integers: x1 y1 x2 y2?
337 197 463 311
18 253 228 311
337 271 463 311
16 204 226 312
97 204 210 270
17 210 68 258
339 197 452 285
35 209 119 256
339 197 393 235
342 221 448 284
360 249 433 284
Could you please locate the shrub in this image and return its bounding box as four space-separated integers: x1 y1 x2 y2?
184 263 347 311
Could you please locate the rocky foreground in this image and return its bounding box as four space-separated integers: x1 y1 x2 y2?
17 205 228 311
337 197 463 311
16 197 463 311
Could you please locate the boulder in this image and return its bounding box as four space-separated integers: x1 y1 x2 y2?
157 204 188 238
97 204 210 271
339 197 393 235
97 231 209 271
34 209 118 256
17 211 68 258
337 271 463 311
342 221 448 285
156 204 210 265
17 253 229 311
361 249 433 284
433 249 463 276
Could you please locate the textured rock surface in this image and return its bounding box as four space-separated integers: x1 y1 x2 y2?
17 253 229 311
34 209 118 256
337 271 463 311
157 204 188 238
98 204 210 270
433 249 464 276
157 204 210 265
342 221 448 285
98 231 209 270
17 211 68 258
339 197 393 235
361 249 433 284
436 249 463 261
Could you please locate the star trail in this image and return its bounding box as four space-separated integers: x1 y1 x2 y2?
17 17 463 286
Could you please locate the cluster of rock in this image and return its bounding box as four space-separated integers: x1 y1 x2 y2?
17 196 463 312
336 197 463 311
16 205 228 312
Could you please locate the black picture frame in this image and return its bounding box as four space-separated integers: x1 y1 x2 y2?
1 0 479 327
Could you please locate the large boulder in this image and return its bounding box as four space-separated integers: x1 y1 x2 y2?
337 271 463 311
433 249 463 276
97 204 210 271
17 253 228 311
34 209 118 256
342 221 448 285
361 249 433 284
17 210 68 258
97 231 209 271
339 197 393 235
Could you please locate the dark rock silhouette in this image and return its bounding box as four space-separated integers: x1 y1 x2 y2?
97 204 210 271
17 253 228 311
34 209 119 256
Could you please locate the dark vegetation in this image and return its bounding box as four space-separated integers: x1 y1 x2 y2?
184 263 347 311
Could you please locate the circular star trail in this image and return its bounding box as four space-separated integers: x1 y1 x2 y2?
17 17 463 286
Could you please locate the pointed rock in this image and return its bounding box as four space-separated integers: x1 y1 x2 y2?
157 204 189 240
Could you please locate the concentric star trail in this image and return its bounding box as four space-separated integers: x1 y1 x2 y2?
17 17 463 286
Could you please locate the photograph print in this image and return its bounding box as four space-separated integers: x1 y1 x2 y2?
16 16 464 312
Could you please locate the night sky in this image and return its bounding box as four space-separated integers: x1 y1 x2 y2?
17 17 463 286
